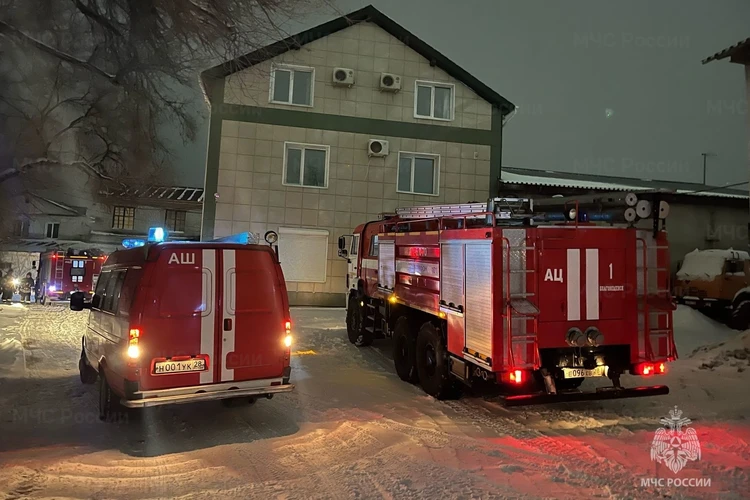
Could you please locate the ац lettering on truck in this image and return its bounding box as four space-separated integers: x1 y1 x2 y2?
337 194 677 405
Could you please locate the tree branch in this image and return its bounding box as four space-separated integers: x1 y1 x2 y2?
0 19 118 84
72 0 123 37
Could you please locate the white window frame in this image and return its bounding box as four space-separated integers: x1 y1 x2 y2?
282 141 330 189
413 80 456 121
396 151 440 197
269 63 315 107
45 222 60 238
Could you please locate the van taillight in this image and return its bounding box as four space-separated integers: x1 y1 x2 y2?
128 328 140 359
284 321 292 348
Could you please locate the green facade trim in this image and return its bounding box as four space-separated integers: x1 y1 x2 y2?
202 99 506 239
215 103 497 146
200 78 226 241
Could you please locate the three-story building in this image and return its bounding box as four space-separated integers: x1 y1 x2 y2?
200 5 515 306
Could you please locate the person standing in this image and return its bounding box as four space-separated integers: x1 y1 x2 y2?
2 270 14 302
20 272 34 304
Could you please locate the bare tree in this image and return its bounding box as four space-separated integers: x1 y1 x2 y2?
0 0 331 186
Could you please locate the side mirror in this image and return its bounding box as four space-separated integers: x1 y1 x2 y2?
70 291 91 311
91 294 101 309
337 235 350 259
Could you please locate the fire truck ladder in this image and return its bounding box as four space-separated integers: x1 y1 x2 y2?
392 198 532 222
636 238 676 361
502 238 540 370
54 251 65 284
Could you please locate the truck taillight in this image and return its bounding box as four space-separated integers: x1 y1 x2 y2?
128 328 140 359
510 369 524 384
633 362 666 376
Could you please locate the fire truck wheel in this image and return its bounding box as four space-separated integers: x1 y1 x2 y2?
416 322 460 400
79 349 97 385
393 317 419 383
347 296 371 346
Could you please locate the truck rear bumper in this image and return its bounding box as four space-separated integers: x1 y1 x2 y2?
502 384 669 407
121 378 294 408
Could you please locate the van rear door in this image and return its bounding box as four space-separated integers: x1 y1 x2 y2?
138 245 287 391
220 247 288 382
139 247 220 391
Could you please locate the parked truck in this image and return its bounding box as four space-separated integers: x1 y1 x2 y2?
37 248 106 303
338 193 677 406
672 248 750 327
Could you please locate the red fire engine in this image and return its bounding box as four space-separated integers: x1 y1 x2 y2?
338 192 677 406
37 248 106 303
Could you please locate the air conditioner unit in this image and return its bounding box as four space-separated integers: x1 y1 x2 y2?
368 139 389 157
332 67 355 86
379 73 402 92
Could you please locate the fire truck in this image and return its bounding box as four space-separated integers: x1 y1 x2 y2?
337 192 677 406
37 248 106 303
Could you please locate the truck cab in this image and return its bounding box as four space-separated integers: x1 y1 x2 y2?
673 248 750 320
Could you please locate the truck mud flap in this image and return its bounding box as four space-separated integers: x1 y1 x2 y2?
501 385 669 407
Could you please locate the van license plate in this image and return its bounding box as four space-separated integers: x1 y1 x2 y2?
153 359 206 375
562 366 607 379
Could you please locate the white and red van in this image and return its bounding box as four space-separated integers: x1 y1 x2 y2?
71 230 294 421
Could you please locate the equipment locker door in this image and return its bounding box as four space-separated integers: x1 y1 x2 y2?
590 247 626 320
220 248 287 383
538 248 570 322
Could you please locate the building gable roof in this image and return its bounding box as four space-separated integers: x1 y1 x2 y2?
201 5 515 115
702 37 750 64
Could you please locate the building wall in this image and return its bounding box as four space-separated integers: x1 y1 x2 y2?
659 202 748 272
214 119 491 304
223 22 493 130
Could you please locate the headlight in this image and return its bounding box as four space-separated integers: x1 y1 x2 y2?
48 285 56 292
12 278 19 286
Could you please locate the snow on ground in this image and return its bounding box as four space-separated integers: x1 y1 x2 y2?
0 304 747 499
0 303 28 378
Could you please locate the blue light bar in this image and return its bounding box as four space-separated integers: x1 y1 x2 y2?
148 227 168 242
211 232 259 244
122 238 146 249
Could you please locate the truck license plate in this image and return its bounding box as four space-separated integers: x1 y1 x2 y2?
562 366 608 379
153 358 206 375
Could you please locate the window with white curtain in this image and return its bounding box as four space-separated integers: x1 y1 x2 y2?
278 227 329 283
414 81 455 120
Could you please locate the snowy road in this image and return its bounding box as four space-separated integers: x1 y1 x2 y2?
0 305 748 499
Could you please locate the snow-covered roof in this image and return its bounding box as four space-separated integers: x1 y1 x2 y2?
101 186 204 203
0 238 118 254
501 167 748 200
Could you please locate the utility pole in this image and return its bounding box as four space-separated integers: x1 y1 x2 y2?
701 152 717 185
